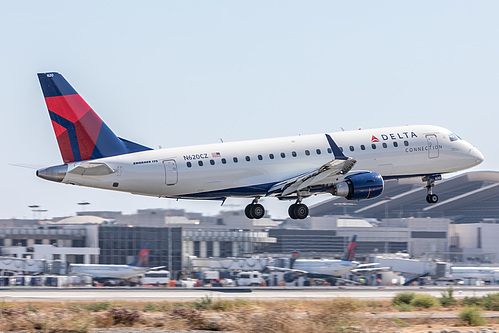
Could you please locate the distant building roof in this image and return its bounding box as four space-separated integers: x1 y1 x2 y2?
48 215 114 225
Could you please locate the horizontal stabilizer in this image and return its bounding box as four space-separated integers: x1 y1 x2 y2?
68 162 115 176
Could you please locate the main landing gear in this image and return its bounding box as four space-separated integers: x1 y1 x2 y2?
244 197 310 220
288 201 309 220
245 198 265 219
423 175 441 204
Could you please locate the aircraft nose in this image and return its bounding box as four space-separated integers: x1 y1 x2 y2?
469 147 484 165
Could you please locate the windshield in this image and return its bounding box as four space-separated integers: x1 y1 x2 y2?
449 133 461 142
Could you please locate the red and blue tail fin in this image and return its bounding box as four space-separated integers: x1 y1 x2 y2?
341 235 357 261
38 72 151 164
129 244 150 267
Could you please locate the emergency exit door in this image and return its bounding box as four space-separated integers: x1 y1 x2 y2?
163 160 178 185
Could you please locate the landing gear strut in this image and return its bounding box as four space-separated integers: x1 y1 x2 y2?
288 196 309 220
245 198 265 219
423 175 441 204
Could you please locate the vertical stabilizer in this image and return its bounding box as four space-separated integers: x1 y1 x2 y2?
341 235 357 261
129 244 150 268
37 72 151 163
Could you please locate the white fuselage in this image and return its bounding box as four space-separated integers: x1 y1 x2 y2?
451 267 499 280
69 264 148 280
293 259 359 276
50 125 483 199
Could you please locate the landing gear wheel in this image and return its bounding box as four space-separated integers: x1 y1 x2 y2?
245 203 265 219
245 204 254 219
295 204 309 219
288 203 309 219
288 204 298 219
251 204 265 219
426 194 438 204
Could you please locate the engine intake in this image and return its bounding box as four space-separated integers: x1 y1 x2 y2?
332 172 384 200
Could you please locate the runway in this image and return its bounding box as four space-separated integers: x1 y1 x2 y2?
1 286 498 302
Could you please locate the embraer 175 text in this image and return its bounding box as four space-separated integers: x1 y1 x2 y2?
36 73 484 219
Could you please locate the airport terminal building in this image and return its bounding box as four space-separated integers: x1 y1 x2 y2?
2 171 499 276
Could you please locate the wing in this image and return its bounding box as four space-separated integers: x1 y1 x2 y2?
68 162 116 176
268 134 356 197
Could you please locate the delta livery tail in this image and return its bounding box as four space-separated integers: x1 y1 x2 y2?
341 235 356 261
37 73 151 164
36 72 484 220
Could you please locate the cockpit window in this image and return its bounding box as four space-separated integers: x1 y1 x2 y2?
449 133 461 142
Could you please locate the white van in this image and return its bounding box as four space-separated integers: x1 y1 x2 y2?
236 271 262 286
141 270 170 286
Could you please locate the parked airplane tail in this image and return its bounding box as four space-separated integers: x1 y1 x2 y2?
129 245 150 268
341 235 357 261
37 72 151 164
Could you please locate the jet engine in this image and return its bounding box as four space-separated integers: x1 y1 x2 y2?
330 172 384 200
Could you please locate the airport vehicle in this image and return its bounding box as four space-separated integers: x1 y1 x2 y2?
36 73 484 219
69 246 164 283
266 235 382 283
141 270 170 286
235 271 263 286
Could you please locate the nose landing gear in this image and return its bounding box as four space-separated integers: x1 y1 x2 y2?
423 175 441 204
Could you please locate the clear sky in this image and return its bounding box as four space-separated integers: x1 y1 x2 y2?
1 1 498 219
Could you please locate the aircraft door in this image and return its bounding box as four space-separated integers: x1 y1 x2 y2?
163 160 178 185
426 134 439 159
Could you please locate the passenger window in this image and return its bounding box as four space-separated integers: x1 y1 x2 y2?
340 147 344 152
316 149 321 155
221 158 227 164
269 153 274 159
327 148 332 154
198 161 203 166
305 150 310 156
210 160 215 165
393 142 398 148
292 151 297 157
258 155 263 160
404 141 409 146
382 143 387 148
245 156 251 162
280 152 286 158
360 145 365 150
233 157 238 163
371 144 377 149
349 146 354 152
186 162 192 168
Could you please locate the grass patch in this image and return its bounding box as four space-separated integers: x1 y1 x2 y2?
393 292 415 306
459 306 487 326
410 294 439 309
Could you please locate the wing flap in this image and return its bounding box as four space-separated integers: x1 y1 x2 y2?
270 157 356 197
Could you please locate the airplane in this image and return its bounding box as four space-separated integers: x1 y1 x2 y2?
450 266 499 282
265 235 385 283
36 72 484 220
69 245 164 283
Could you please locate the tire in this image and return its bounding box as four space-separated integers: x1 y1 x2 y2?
426 194 439 204
295 204 309 219
245 204 254 219
288 204 298 219
251 204 265 219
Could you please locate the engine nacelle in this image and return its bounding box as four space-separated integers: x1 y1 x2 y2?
332 172 384 200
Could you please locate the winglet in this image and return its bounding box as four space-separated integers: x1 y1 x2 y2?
326 134 348 160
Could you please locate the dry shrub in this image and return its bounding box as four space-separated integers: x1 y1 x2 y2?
222 305 302 333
